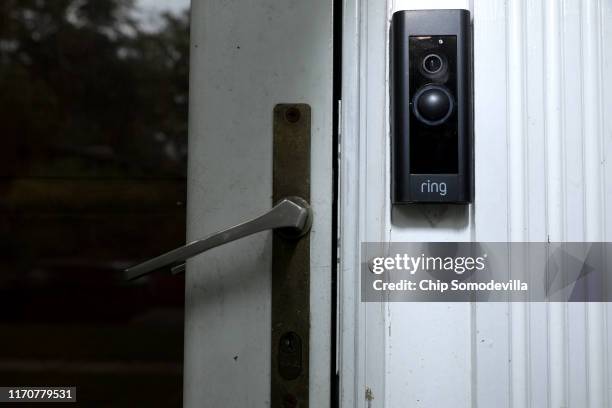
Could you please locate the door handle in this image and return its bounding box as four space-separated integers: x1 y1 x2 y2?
125 196 312 280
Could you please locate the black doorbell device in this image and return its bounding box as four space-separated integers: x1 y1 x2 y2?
392 9 473 204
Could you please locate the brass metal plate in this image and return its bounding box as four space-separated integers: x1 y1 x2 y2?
271 104 311 407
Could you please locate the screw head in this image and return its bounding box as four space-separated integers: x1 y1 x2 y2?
284 107 301 123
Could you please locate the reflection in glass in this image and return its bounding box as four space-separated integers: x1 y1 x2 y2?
0 1 190 406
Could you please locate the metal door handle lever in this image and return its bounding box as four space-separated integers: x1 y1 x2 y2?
125 196 312 280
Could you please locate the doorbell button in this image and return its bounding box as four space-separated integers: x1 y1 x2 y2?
422 54 443 74
413 85 454 126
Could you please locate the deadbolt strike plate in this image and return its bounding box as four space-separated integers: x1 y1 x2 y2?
271 104 311 408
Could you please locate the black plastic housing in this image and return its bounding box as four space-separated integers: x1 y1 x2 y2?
391 9 473 204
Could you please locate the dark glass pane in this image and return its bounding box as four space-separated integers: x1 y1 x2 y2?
0 1 189 405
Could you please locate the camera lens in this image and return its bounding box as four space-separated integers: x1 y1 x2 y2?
422 54 443 74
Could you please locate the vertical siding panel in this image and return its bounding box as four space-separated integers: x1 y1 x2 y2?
543 2 568 408
542 1 565 239
604 0 612 243
473 1 511 407
581 0 604 240
562 1 589 407
603 1 612 407
506 1 529 408
581 0 608 406
524 2 549 405
524 0 547 242
507 0 527 239
562 0 585 240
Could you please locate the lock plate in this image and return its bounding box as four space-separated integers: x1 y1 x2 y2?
271 104 311 407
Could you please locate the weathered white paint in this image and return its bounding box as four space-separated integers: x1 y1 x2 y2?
184 0 333 406
340 0 612 406
337 1 390 407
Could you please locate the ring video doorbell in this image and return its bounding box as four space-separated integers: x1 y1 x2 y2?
392 9 473 204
